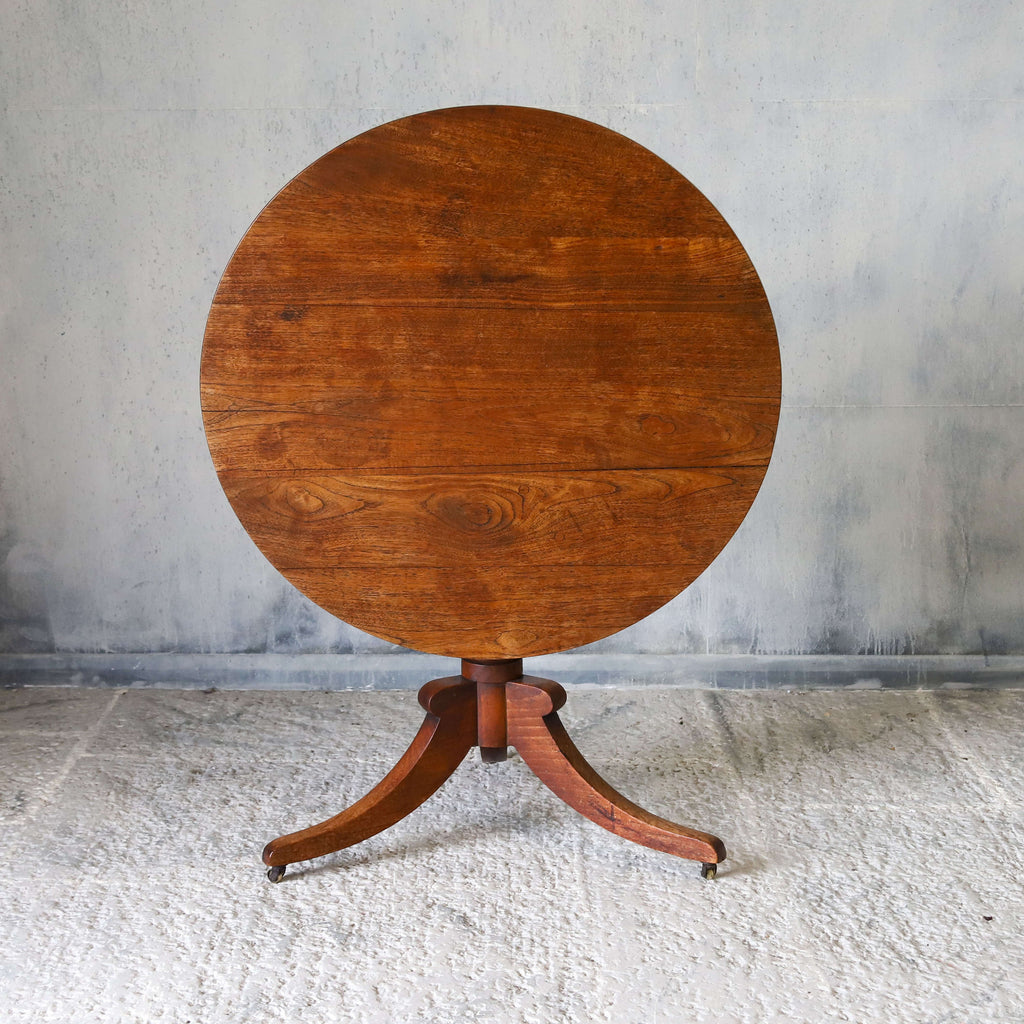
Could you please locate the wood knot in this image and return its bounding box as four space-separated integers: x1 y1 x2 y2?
495 628 539 652
426 489 516 533
284 484 325 514
639 413 676 436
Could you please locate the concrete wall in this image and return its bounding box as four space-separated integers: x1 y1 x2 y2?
2 1 1022 672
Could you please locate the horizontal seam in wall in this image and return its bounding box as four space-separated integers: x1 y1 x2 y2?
783 403 1024 409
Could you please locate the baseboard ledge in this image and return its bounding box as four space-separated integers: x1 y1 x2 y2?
1 652 1021 690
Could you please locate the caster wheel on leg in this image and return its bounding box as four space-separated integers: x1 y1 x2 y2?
700 862 717 880
267 864 287 883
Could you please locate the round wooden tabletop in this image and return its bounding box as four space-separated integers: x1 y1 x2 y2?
201 105 781 659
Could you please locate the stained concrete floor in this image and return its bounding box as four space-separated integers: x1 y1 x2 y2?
2 684 1023 1023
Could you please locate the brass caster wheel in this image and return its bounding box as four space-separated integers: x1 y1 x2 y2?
700 862 717 880
266 864 287 883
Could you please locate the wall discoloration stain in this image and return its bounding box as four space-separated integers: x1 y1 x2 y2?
1 1 1023 665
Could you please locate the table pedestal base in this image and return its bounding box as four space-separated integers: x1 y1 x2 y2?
262 659 726 881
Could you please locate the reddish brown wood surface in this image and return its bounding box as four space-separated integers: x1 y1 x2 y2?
263 676 476 866
202 105 780 659
264 670 725 870
507 678 726 863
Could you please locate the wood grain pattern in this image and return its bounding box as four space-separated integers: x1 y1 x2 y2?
202 307 776 412
262 676 476 866
507 678 726 862
262 670 725 870
202 397 777 473
215 467 764 565
201 105 781 658
206 236 766 308
280 564 678 657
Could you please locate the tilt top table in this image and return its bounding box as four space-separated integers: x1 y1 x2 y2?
200 105 781 881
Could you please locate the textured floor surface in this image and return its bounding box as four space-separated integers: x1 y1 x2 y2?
2 685 1023 1024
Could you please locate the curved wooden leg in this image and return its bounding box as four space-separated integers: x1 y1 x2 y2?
263 676 476 867
506 677 726 865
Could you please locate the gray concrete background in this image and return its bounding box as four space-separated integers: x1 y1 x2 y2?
2 2 1022 668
